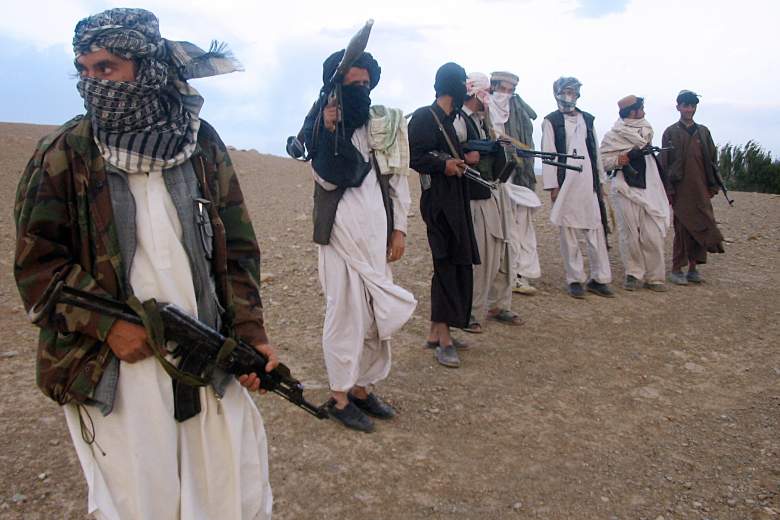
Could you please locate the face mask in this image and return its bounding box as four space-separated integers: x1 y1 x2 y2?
448 81 467 110
341 84 371 129
436 77 467 110
555 93 578 113
492 92 510 107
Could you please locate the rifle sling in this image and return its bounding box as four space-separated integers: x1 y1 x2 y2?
125 298 208 384
428 107 462 160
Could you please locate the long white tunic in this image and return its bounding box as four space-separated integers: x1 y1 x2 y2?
541 113 606 229
317 126 417 392
65 167 272 520
600 122 671 282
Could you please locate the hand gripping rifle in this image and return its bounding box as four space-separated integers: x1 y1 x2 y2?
609 145 675 179
428 151 498 190
31 282 329 420
286 19 374 160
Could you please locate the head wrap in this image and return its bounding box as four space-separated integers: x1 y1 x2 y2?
320 50 380 129
490 71 519 88
552 76 582 113
618 95 644 118
321 50 381 90
434 62 467 110
676 89 700 105
466 72 490 107
73 8 241 173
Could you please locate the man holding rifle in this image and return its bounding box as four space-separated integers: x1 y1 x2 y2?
600 95 671 292
14 8 275 518
541 77 615 299
306 46 416 432
454 72 522 333
489 71 542 296
660 90 725 285
409 62 480 369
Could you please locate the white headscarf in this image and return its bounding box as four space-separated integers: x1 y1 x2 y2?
466 72 491 108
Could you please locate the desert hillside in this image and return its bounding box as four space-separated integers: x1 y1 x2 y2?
0 122 778 519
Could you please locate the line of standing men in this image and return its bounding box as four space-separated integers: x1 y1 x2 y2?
13 8 729 517
405 66 725 369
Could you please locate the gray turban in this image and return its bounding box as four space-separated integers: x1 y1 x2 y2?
73 7 241 81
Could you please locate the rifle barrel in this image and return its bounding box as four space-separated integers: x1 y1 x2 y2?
542 159 583 172
516 148 584 160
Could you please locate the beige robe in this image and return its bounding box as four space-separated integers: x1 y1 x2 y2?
454 108 512 321
600 118 671 282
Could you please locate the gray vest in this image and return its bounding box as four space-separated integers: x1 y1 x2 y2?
90 161 229 415
312 160 394 246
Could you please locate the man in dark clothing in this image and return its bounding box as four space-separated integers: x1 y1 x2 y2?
408 62 480 369
660 90 725 285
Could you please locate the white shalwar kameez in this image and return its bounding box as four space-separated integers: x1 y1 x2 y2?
600 118 671 283
541 113 612 285
64 167 272 520
317 126 416 392
491 122 542 281
454 108 512 322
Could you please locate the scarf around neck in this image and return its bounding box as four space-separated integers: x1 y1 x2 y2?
73 8 241 173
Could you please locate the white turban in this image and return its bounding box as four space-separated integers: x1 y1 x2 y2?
466 72 491 107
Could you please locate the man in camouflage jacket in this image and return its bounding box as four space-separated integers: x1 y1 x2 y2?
15 116 273 406
14 8 276 519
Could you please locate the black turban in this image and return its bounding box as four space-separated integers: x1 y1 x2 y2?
322 50 381 90
676 89 700 105
434 62 467 97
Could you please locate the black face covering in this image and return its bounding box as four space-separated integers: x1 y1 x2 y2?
434 62 467 110
447 81 467 110
341 84 371 129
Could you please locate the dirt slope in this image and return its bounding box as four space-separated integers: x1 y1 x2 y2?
0 122 777 519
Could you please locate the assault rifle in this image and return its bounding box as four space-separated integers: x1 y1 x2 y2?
31 282 329 420
610 145 675 179
713 168 735 206
428 151 497 190
464 139 585 173
514 147 585 172
286 19 374 159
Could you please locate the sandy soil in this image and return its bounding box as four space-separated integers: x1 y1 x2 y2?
0 122 778 520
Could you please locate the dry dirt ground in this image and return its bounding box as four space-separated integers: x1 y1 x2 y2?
0 122 778 520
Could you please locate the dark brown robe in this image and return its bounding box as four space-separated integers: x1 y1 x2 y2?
660 122 724 270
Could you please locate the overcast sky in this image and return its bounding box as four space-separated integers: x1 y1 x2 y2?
1 0 777 158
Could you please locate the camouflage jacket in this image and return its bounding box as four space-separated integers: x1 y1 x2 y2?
14 116 268 405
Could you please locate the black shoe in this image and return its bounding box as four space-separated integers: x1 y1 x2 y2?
623 275 641 291
328 400 375 432
586 280 615 298
348 393 396 419
568 282 586 299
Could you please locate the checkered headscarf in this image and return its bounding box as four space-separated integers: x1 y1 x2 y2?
73 8 241 173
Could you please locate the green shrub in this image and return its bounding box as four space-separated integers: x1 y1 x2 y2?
718 141 780 194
